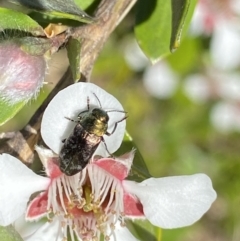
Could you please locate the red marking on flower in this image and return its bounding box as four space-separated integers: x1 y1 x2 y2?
124 193 144 217
26 192 48 219
94 158 129 180
47 157 63 178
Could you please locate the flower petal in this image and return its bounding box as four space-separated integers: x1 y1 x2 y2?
123 174 217 229
23 218 63 241
26 191 48 221
35 146 62 178
124 193 144 217
109 221 140 241
14 214 42 239
94 151 134 180
210 21 240 70
0 154 50 226
41 82 126 157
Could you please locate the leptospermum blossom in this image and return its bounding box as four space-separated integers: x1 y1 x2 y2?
0 147 216 241
0 83 216 240
41 82 126 159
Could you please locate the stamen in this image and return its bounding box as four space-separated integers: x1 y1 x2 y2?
44 160 126 241
61 176 71 201
57 178 67 214
69 222 75 241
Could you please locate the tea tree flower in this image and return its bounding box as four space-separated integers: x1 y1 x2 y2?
0 148 216 241
0 83 217 240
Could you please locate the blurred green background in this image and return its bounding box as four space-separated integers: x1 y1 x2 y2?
1 0 240 240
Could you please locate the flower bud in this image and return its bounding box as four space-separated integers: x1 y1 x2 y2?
0 39 47 104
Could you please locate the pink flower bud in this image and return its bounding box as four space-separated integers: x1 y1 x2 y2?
0 40 47 104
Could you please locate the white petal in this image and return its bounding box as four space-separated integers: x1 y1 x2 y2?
189 2 212 36
123 174 216 229
14 214 42 238
41 82 126 157
0 154 50 226
210 21 240 70
109 221 140 241
210 101 239 133
124 39 149 71
217 72 240 101
24 218 63 241
35 145 57 167
183 74 210 103
143 62 178 99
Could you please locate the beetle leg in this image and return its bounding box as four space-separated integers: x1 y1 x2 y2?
106 115 128 136
101 136 113 157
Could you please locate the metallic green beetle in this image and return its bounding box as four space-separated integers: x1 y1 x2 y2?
59 93 127 176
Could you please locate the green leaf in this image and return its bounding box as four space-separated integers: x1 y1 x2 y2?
115 132 151 182
10 0 94 24
126 219 162 241
170 0 198 51
134 0 197 62
0 99 25 126
135 0 172 63
37 11 93 23
66 38 81 82
0 225 24 241
0 8 44 36
75 0 96 10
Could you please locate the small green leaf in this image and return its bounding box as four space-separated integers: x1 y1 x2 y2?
10 0 94 24
115 132 151 182
0 99 25 126
0 8 44 36
0 225 24 241
38 11 93 23
126 219 162 241
75 0 95 10
170 0 197 51
134 0 172 63
67 38 81 82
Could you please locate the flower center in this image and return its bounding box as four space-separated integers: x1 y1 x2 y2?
47 164 124 241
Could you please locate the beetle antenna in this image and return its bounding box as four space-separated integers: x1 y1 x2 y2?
92 92 102 108
106 110 128 114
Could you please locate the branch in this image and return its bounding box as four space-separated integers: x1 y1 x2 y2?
74 0 137 81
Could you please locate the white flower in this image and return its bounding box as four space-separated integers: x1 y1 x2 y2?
41 82 126 158
0 83 217 240
190 0 240 70
124 39 149 71
143 62 178 99
0 148 216 241
210 101 240 133
183 74 211 103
